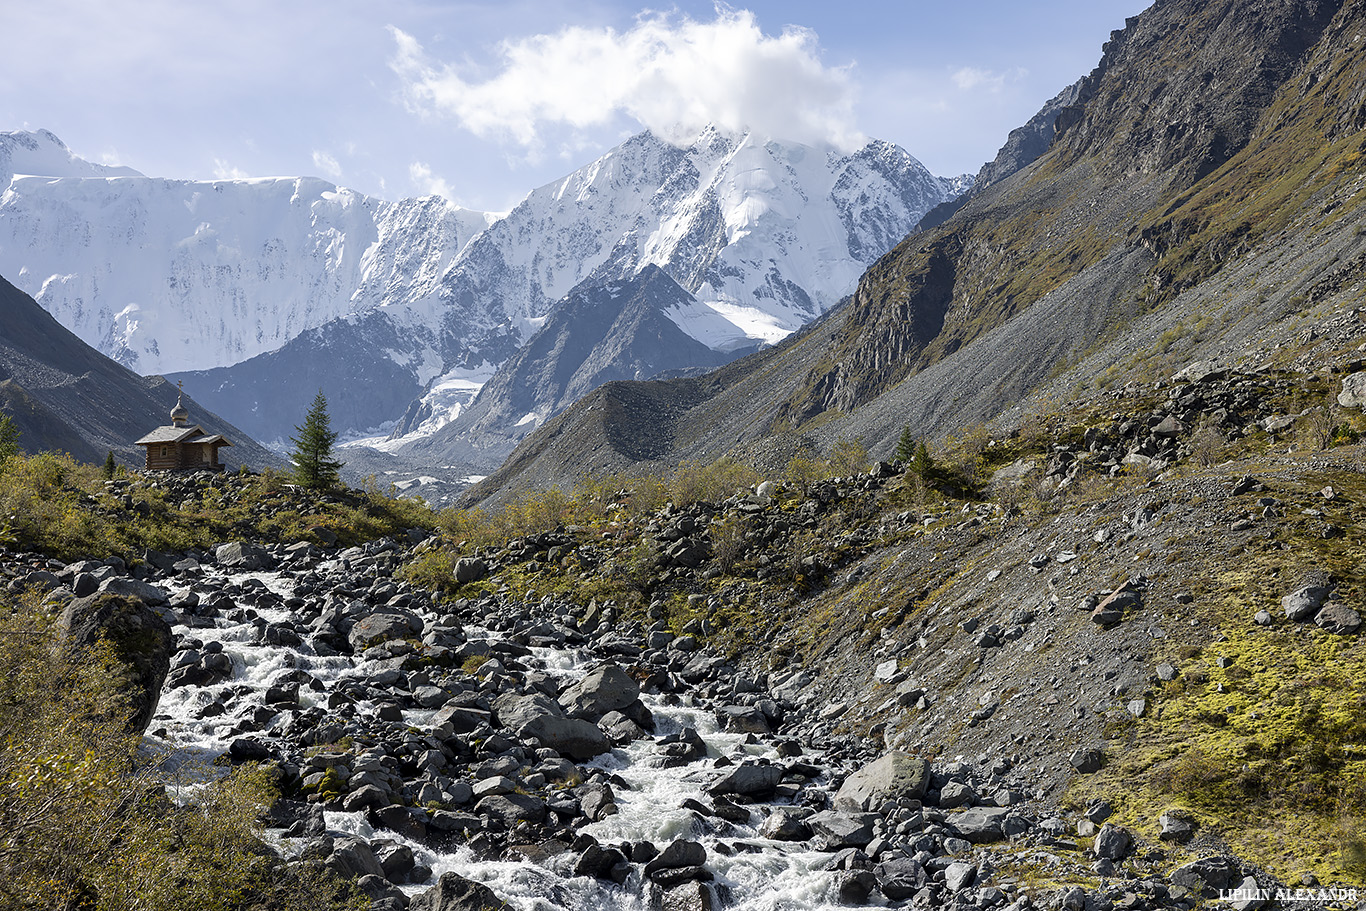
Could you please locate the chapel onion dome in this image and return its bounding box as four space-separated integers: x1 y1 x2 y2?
170 393 189 427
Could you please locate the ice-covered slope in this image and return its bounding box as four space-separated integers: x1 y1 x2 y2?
0 132 492 373
0 129 142 183
0 128 964 446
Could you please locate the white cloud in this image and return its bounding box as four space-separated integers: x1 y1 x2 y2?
312 150 343 179
951 66 1028 93
387 9 862 152
212 158 249 180
409 161 454 199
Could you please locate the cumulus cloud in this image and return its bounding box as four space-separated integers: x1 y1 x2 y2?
409 161 455 199
951 66 1028 93
312 150 343 179
387 9 862 151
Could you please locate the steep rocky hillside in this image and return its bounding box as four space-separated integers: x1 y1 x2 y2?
0 274 281 471
466 0 1366 507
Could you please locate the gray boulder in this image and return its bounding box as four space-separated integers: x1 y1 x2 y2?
806 811 877 849
494 691 563 729
1092 823 1132 860
474 793 547 826
707 762 783 798
945 807 1011 843
758 808 811 841
348 610 424 651
833 751 930 812
1283 585 1332 621
409 872 505 911
97 577 170 606
327 836 384 880
453 558 488 584
644 839 707 878
1314 602 1361 634
1338 371 1366 408
559 662 639 720
944 861 977 892
59 593 172 733
1170 855 1242 898
214 541 273 570
874 857 926 901
517 713 610 760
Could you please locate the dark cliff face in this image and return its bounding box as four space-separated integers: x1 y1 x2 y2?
1054 0 1341 184
973 78 1086 193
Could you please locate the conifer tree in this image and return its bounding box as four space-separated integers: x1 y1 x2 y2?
0 412 18 462
103 450 116 480
894 425 916 464
289 391 343 490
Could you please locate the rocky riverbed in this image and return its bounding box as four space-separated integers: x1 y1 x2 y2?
13 515 1360 911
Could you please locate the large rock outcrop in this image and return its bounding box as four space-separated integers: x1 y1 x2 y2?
58 592 173 733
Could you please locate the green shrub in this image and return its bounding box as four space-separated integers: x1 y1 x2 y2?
0 590 361 911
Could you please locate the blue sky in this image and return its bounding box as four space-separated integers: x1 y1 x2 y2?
3 0 1151 212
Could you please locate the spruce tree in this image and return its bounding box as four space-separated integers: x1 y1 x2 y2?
0 412 18 462
103 450 117 479
289 391 343 490
895 425 917 465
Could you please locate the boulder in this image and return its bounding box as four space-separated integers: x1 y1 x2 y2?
409 872 506 911
474 793 546 826
832 751 930 812
1314 602 1361 635
516 713 610 760
1338 371 1366 408
493 692 561 729
707 762 783 798
1169 855 1242 898
327 837 384 880
453 558 488 584
945 807 1011 843
97 577 170 606
758 808 812 841
944 861 977 892
558 662 639 720
348 610 423 652
1069 748 1104 773
58 593 173 733
1282 586 1331 622
874 857 926 901
1092 823 1131 860
806 811 877 849
213 541 273 570
644 839 707 878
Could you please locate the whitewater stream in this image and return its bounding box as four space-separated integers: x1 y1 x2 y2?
147 561 864 911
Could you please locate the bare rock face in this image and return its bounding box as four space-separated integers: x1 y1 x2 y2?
59 592 173 733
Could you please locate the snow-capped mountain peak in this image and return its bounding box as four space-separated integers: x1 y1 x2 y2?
0 130 142 184
0 126 968 451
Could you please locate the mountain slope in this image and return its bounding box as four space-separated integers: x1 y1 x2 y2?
401 266 742 465
0 273 280 470
461 0 1366 505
